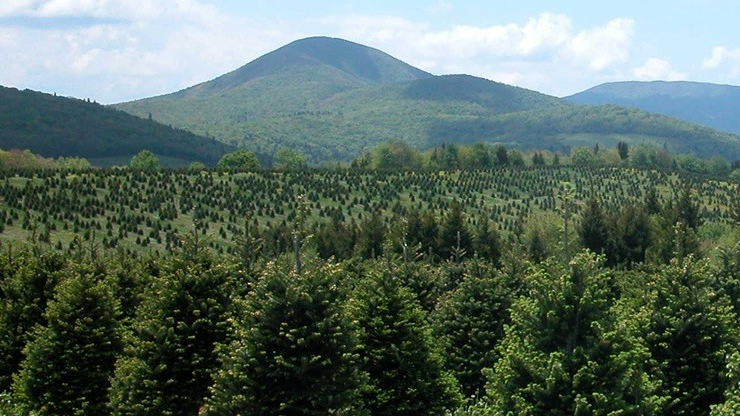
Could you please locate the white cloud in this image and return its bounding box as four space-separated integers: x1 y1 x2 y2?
563 18 633 70
0 0 295 102
633 58 687 81
327 13 633 72
703 46 740 69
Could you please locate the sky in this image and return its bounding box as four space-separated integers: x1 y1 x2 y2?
2 0 740 103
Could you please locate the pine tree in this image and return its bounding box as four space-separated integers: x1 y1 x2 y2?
349 266 462 415
109 241 235 416
13 262 122 416
527 228 548 263
615 204 652 267
473 215 502 267
439 201 472 262
711 351 740 415
640 257 738 416
0 250 64 391
618 141 630 160
356 210 385 259
578 198 609 256
487 252 659 415
432 270 510 398
676 187 700 230
204 261 363 415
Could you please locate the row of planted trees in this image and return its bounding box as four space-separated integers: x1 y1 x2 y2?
3 206 740 415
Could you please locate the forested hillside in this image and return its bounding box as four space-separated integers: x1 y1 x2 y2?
567 81 740 135
114 37 740 163
0 86 233 166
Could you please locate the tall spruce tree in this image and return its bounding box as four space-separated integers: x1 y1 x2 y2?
12 262 121 416
487 252 659 415
432 270 511 398
0 249 64 391
578 199 609 256
711 351 740 415
639 257 739 416
109 239 236 416
204 261 363 415
349 266 462 415
473 215 502 267
439 201 472 262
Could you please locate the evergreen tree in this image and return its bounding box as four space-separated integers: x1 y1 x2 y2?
13 262 122 416
711 351 740 415
639 257 738 416
644 186 661 215
487 252 659 415
0 250 64 391
356 210 385 259
432 270 510 398
578 198 609 256
618 141 630 160
109 240 236 416
676 187 700 230
439 201 472 262
204 261 363 415
494 144 509 166
473 215 502 267
615 204 652 267
527 228 548 263
349 266 462 415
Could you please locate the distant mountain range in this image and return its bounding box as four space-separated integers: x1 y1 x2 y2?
0 86 233 166
113 37 740 162
4 36 740 165
566 81 740 136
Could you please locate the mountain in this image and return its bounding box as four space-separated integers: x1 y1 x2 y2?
114 37 740 162
566 81 740 135
0 86 234 166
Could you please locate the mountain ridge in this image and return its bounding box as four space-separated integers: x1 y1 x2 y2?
0 86 233 166
113 37 740 162
566 81 740 135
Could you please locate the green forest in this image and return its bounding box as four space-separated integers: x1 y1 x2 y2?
0 87 233 167
2 147 740 415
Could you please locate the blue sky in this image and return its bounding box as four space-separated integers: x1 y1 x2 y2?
2 0 740 103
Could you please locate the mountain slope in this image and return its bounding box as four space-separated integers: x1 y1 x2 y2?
114 38 740 163
180 36 432 96
566 81 740 135
0 86 233 166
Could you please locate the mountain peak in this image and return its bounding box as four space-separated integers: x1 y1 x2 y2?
181 36 432 95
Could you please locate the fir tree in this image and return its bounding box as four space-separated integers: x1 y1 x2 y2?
13 263 122 416
473 215 502 267
349 266 462 415
109 240 235 416
439 201 472 262
204 261 363 415
578 198 609 256
432 270 510 398
487 252 659 415
0 250 64 391
640 258 739 416
356 210 386 259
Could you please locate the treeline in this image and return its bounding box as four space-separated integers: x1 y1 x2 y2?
352 140 740 178
0 148 91 170
3 186 740 415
